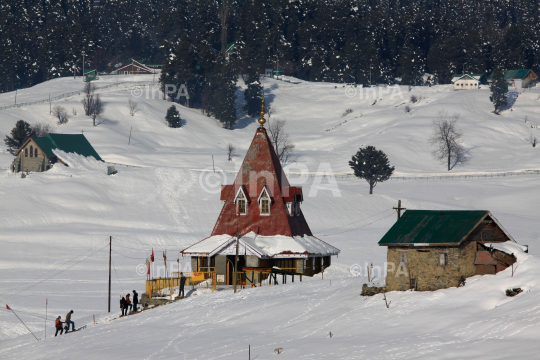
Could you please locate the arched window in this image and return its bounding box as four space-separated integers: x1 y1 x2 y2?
24 148 28 157
35 148 38 157
30 146 33 157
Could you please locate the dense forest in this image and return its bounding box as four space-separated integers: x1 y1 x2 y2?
1 0 539 90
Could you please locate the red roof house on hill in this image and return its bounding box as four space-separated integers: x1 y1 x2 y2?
182 99 339 285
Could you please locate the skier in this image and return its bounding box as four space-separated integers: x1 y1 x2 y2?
132 290 139 312
120 295 127 316
125 293 132 314
179 272 186 298
55 316 64 336
65 310 75 332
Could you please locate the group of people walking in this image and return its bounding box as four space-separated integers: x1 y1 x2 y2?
120 290 138 316
55 310 75 336
54 290 140 338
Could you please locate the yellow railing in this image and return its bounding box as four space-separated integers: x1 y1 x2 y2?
146 271 216 299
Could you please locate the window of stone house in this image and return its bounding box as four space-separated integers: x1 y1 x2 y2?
24 148 28 157
35 148 38 157
439 252 448 266
398 251 408 265
30 146 33 157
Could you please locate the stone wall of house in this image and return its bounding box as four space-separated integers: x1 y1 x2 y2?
385 241 477 291
11 141 51 173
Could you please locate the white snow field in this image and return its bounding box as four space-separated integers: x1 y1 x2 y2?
0 75 539 359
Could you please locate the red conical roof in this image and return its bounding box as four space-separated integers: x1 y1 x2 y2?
211 128 312 237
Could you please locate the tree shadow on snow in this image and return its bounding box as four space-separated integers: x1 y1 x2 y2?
234 90 276 130
450 147 474 170
498 90 519 112
96 118 120 126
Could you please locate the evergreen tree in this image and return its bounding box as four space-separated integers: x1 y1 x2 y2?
490 68 508 114
165 105 182 128
243 67 262 117
349 146 395 195
4 120 36 154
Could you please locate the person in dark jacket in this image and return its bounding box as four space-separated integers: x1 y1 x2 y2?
120 295 127 316
65 310 75 332
179 272 186 298
132 290 139 312
55 316 64 336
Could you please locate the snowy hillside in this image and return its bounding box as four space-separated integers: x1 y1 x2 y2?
0 75 539 359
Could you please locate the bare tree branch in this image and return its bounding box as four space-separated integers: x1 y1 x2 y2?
52 105 69 125
227 143 236 161
267 119 296 165
429 111 467 171
128 99 138 116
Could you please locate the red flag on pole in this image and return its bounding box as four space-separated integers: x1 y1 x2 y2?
150 249 154 262
6 305 11 310
147 259 150 275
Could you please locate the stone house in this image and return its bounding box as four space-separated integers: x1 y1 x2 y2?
181 99 339 286
379 210 517 292
453 74 480 90
11 133 102 173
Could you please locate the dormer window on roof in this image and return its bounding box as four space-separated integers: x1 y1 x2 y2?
234 187 248 215
258 187 271 215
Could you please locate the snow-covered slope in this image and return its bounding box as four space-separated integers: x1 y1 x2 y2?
0 75 539 358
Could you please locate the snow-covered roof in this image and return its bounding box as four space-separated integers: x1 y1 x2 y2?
483 242 528 260
182 231 340 258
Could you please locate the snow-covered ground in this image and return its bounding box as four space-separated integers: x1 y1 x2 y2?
0 75 539 359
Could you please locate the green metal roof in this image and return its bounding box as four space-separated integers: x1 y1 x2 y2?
378 210 489 246
31 134 102 161
488 69 533 80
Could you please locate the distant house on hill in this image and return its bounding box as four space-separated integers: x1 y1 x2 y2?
487 69 538 88
137 58 163 69
116 60 154 75
452 74 482 90
377 210 518 292
450 73 486 85
11 134 102 173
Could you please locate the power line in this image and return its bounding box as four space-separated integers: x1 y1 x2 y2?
1 243 109 302
111 258 125 294
111 249 146 260
319 212 395 237
0 238 110 300
315 208 393 235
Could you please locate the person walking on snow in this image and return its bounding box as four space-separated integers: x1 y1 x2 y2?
55 316 64 336
132 290 139 312
120 295 127 316
125 293 132 314
65 310 75 332
180 272 186 298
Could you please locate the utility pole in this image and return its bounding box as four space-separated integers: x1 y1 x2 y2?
49 94 51 114
82 53 85 82
108 236 112 313
393 200 406 220
14 89 17 105
233 233 239 293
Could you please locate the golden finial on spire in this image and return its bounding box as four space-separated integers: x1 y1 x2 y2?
258 90 266 130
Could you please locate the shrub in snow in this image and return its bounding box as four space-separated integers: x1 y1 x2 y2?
165 105 182 128
404 105 411 113
342 108 353 117
410 95 418 103
349 145 394 194
528 134 537 147
52 105 69 125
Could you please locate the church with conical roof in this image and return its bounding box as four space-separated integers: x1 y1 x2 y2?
182 97 340 285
